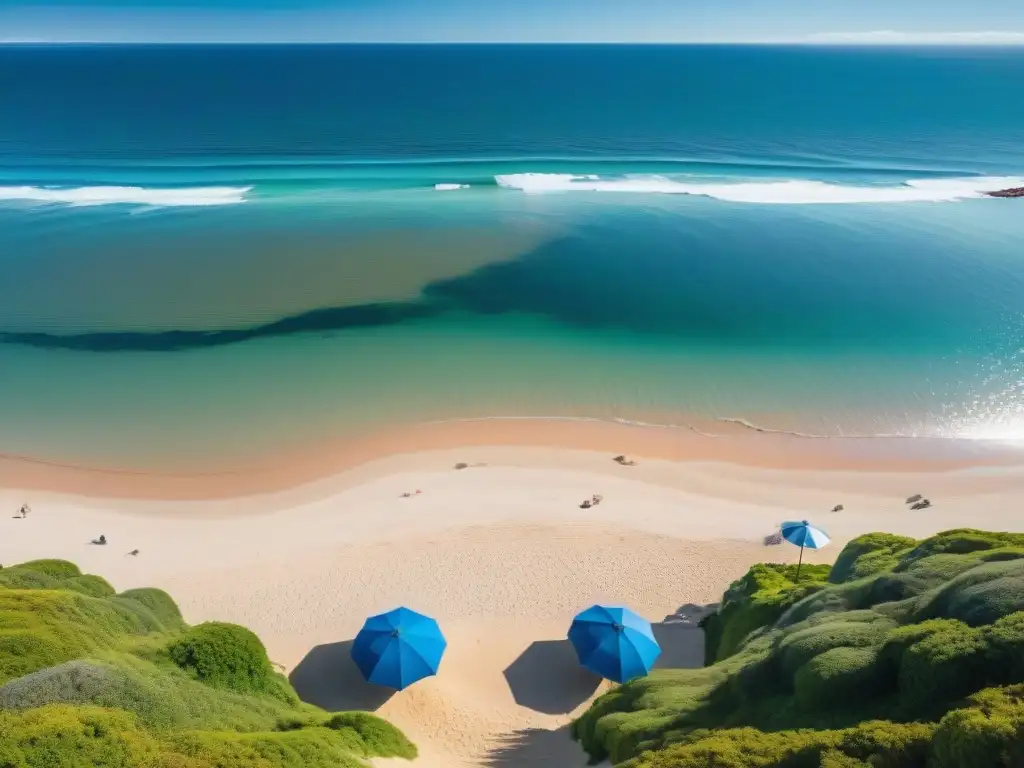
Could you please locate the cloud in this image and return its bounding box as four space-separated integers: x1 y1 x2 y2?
806 31 1024 45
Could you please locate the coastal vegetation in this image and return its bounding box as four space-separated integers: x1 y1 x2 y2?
574 529 1024 767
0 558 415 767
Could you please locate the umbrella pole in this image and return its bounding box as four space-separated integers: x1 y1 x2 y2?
796 544 805 581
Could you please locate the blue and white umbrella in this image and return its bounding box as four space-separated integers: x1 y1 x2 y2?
780 520 830 579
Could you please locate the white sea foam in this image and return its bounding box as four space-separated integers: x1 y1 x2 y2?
494 173 1024 204
0 185 251 207
434 183 469 191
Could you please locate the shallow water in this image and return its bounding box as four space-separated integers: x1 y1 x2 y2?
2 45 1024 469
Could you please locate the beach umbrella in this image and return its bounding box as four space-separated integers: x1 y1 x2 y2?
568 605 661 684
781 520 831 580
350 607 446 690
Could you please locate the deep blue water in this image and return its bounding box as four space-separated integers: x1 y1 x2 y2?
2 45 1024 188
2 45 1024 468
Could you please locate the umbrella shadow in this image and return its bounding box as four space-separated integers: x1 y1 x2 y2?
482 725 588 768
502 640 601 715
289 640 395 712
652 603 718 670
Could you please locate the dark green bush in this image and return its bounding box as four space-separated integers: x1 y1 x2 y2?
930 686 1024 768
831 720 933 767
920 559 1024 626
898 552 991 584
875 619 959 678
897 621 987 715
578 529 1024 767
167 621 275 696
778 619 892 679
862 574 928 607
820 752 871 768
794 647 886 711
983 612 1024 685
901 530 1024 567
623 721 934 768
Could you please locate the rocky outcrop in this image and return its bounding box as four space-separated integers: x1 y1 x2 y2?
987 187 1024 198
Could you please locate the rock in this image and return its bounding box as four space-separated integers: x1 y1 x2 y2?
987 187 1024 198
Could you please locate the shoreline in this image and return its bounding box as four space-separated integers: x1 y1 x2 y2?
1 415 1022 502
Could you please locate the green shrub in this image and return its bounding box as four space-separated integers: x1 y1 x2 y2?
0 588 168 684
829 534 916 584
0 660 131 712
897 621 987 715
323 712 417 758
777 581 878 628
832 720 934 767
0 704 414 768
982 612 1024 687
901 530 1024 567
0 559 415 768
13 559 82 580
920 559 1024 626
820 752 871 768
0 704 166 768
778 619 892 679
701 563 830 664
898 552 992 583
876 619 960 678
0 568 60 590
794 647 886 711
930 686 1024 768
861 574 929 607
117 588 183 629
168 726 400 768
980 547 1024 564
577 529 1024 767
64 575 117 598
622 721 933 768
168 622 275 696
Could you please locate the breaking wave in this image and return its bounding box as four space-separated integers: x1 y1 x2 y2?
0 185 251 207
493 173 1024 204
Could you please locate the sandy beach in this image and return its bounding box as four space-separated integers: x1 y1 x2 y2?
3 434 1024 767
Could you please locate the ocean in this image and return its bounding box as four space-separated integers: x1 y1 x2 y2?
2 44 1024 471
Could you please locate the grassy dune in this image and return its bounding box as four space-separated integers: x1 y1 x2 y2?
574 529 1024 767
0 559 415 768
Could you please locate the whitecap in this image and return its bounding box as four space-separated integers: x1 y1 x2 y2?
434 183 469 191
493 173 1024 204
0 185 252 207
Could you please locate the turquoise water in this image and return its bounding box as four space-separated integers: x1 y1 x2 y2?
2 45 1024 470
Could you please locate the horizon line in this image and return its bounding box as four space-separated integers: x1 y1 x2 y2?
4 40 1024 47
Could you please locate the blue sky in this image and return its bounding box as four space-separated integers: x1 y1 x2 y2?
3 0 1024 44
